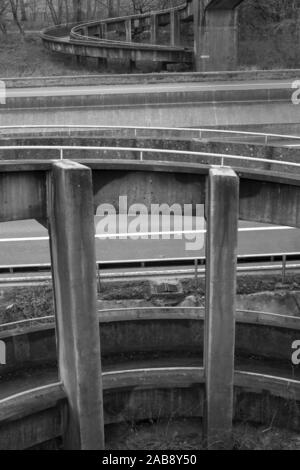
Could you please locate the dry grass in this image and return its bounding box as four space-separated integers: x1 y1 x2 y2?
0 33 100 78
105 418 300 450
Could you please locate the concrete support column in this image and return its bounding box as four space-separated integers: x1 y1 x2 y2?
193 0 238 71
170 10 180 46
204 9 238 71
47 160 104 450
101 22 107 39
150 14 158 44
125 19 132 42
204 167 239 450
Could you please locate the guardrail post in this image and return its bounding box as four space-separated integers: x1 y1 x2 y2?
150 14 158 44
170 10 180 46
125 19 132 42
282 255 287 284
204 167 239 450
47 160 104 450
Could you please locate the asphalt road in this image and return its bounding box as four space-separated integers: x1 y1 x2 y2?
5 79 295 98
0 217 299 267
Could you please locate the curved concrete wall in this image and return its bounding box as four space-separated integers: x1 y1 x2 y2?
1 368 299 449
0 309 299 379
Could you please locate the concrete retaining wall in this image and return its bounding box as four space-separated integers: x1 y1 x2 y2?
0 310 299 378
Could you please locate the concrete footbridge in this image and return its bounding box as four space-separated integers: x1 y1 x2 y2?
41 0 245 72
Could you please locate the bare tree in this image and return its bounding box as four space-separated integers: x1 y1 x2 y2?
9 0 25 35
19 0 27 21
0 0 8 34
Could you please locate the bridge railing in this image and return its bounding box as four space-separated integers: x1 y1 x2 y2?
70 2 189 49
1 125 299 146
1 145 300 173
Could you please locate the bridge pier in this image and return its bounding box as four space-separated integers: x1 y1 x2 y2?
193 0 240 71
125 19 132 42
170 10 180 47
47 161 105 450
150 14 158 44
204 167 239 449
100 23 107 40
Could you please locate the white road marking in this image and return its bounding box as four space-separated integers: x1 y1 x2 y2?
0 226 296 243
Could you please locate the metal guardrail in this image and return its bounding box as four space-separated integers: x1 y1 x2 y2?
1 125 300 146
0 124 300 147
1 145 300 171
0 257 299 288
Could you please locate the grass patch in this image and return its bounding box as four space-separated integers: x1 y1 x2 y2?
105 418 300 450
0 33 100 78
0 286 53 324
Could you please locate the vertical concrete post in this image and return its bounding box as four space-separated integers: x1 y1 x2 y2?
193 0 239 71
170 10 180 46
204 167 239 450
125 19 132 42
202 9 238 71
47 160 104 450
101 22 107 39
150 14 158 44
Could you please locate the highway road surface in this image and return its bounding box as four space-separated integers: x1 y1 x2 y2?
5 79 295 99
0 216 299 268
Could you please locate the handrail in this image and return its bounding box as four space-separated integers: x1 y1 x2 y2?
1 145 300 171
70 2 189 50
41 1 193 57
0 125 299 145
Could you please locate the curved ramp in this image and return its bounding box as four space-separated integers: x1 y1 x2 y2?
40 0 246 71
41 2 194 69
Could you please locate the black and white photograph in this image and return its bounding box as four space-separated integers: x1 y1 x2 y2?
0 0 300 453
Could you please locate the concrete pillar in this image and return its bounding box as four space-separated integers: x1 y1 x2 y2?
204 9 238 71
204 167 239 450
170 10 180 46
193 0 239 71
125 19 132 42
150 14 158 44
101 22 107 39
47 160 104 450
